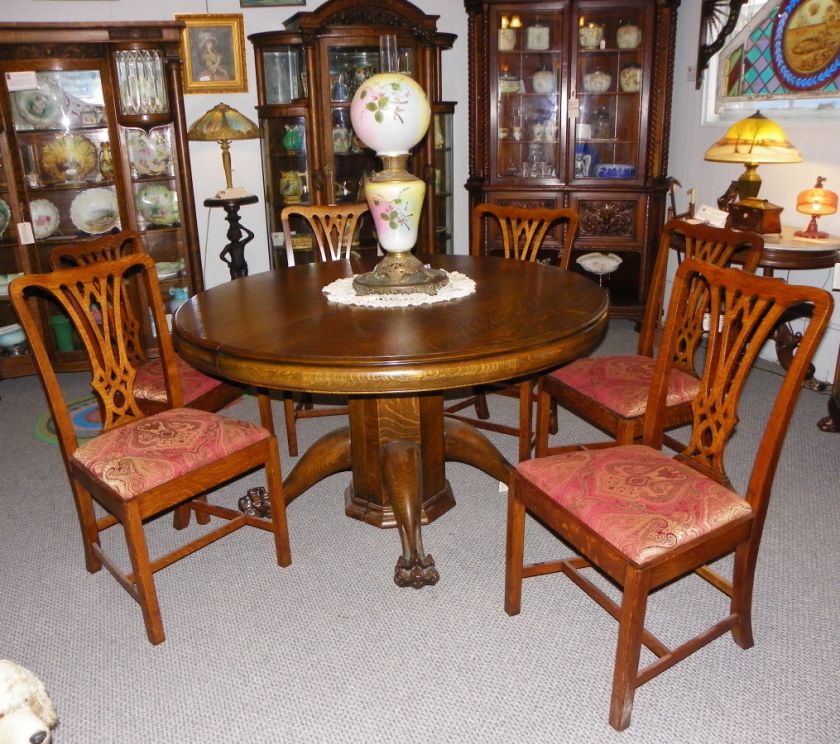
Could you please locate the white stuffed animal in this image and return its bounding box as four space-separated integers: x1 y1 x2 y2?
0 660 58 744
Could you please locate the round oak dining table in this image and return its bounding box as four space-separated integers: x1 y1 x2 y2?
172 254 608 587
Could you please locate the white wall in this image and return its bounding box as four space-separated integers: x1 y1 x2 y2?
5 1 838 381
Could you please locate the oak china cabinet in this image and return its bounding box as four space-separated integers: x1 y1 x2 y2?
465 0 680 319
0 22 202 379
249 0 456 268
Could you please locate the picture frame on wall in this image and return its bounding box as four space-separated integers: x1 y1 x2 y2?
240 1 305 6
176 14 247 94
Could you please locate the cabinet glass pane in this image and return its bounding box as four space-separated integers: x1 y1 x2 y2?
114 49 168 116
263 47 305 104
493 9 566 182
574 3 648 181
433 112 453 253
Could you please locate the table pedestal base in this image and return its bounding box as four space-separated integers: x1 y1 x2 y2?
281 393 513 587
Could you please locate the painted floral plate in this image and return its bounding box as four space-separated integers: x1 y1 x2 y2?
41 134 98 183
126 128 171 177
136 183 179 226
12 78 63 129
70 187 120 234
154 260 185 280
29 198 61 240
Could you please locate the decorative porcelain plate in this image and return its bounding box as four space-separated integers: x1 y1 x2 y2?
0 198 10 238
595 163 636 179
0 273 24 298
12 79 63 129
41 134 98 183
70 187 120 234
29 198 61 240
126 128 171 177
136 183 179 226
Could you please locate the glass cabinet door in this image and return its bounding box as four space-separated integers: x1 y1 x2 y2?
492 6 568 183
432 111 454 254
572 1 650 182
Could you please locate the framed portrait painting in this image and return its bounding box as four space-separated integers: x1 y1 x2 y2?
176 14 247 94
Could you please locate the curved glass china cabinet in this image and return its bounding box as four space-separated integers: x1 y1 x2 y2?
465 0 680 319
249 0 456 268
0 22 201 378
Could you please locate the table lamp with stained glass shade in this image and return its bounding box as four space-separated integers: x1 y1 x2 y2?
794 177 838 240
187 103 259 199
704 111 802 233
348 35 447 295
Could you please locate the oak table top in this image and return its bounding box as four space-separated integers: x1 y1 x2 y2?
173 254 608 586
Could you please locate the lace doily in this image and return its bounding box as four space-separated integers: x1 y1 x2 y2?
322 270 476 307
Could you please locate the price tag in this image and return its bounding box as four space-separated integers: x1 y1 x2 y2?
568 95 580 118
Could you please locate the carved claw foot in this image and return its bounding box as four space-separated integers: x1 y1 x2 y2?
238 486 271 517
817 415 839 433
394 553 439 588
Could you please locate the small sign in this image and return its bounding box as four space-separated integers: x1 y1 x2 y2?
5 71 38 92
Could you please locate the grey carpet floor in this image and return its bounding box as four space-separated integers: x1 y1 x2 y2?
1 320 838 743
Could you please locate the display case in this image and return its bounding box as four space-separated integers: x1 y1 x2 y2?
465 0 680 319
250 0 456 268
0 22 202 379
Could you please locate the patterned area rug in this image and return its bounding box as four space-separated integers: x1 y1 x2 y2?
35 395 101 444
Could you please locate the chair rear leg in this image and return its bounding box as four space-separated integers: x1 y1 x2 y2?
69 481 103 573
518 380 534 461
122 502 165 645
504 485 526 616
730 541 756 649
535 386 552 458
609 567 651 731
475 392 490 420
282 392 299 457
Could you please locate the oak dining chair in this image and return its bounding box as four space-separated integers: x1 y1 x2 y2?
445 203 579 461
505 259 832 729
535 219 763 457
10 254 291 645
279 203 369 456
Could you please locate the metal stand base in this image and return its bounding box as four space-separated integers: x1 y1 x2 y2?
353 251 448 295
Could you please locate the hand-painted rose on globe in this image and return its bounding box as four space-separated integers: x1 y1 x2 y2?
350 72 431 156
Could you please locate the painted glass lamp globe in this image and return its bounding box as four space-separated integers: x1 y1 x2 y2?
349 69 446 294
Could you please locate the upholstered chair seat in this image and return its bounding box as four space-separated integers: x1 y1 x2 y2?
73 408 270 501
547 355 700 419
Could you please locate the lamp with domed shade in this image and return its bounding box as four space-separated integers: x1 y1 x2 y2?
794 177 838 240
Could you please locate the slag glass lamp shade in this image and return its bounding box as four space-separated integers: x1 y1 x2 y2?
704 111 801 199
795 176 838 239
188 103 259 192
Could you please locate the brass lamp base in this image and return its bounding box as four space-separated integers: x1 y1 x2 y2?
353 251 448 295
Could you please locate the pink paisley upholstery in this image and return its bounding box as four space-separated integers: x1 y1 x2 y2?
73 408 269 501
516 445 752 564
134 357 223 405
548 355 700 418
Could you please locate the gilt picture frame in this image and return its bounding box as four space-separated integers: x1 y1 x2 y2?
176 14 247 94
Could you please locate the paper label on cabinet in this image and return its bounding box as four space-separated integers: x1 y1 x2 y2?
5 71 38 92
17 222 34 245
568 95 580 118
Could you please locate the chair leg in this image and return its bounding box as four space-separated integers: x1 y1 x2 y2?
609 567 651 731
517 380 534 461
265 440 292 567
257 389 276 436
615 418 639 446
69 481 103 573
122 502 165 645
535 385 552 458
282 391 299 457
730 541 756 650
504 484 526 616
475 392 490 420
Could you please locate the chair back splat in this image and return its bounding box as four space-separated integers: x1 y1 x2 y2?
10 254 290 645
505 259 832 730
536 218 764 456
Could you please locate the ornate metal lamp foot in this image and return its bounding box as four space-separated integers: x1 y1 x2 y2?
353 251 448 295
